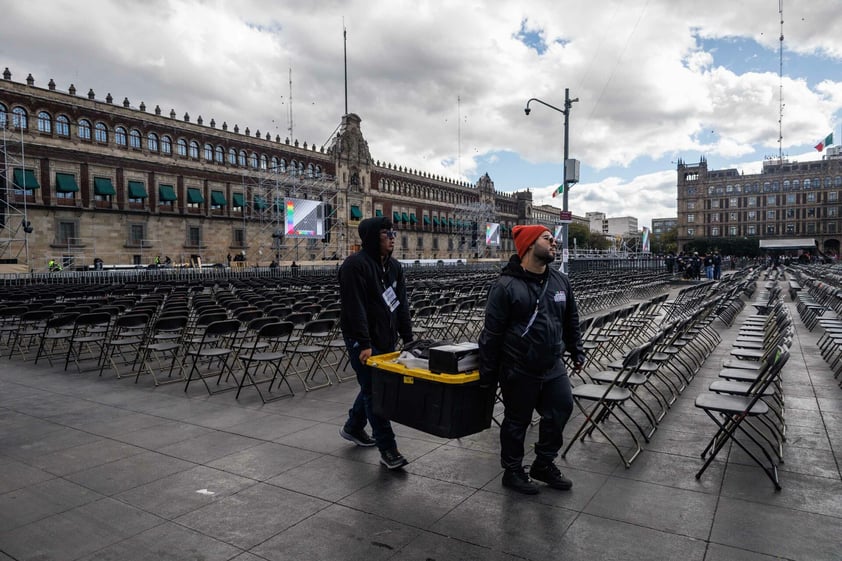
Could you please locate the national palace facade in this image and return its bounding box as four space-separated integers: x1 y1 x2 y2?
0 69 567 272
676 153 842 255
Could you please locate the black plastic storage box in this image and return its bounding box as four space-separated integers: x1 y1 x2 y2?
367 352 495 438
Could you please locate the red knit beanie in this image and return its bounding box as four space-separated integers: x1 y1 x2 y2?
512 224 551 259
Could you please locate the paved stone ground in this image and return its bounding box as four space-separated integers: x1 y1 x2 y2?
0 283 840 561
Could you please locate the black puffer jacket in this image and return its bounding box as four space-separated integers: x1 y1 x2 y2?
339 217 413 351
478 255 585 383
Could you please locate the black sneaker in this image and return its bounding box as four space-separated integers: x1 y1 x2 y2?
529 461 573 490
501 467 539 495
340 427 376 447
379 448 408 470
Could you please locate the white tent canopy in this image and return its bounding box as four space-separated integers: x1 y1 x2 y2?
758 238 817 250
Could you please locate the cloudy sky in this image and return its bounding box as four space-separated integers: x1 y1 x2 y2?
3 0 842 229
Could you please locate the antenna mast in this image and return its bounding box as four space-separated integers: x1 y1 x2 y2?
343 23 349 116
777 0 784 162
288 68 294 140
457 95 462 177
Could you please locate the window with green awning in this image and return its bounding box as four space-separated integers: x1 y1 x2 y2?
375 209 383 217
393 211 401 222
210 190 227 206
432 216 439 226
409 213 417 224
127 181 148 199
253 195 268 210
55 173 79 192
401 212 409 223
186 188 204 204
13 168 40 190
448 218 455 226
232 193 245 207
93 177 116 196
350 205 362 219
158 184 177 201
423 215 430 225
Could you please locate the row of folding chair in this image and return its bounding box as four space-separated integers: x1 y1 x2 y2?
561 297 722 467
695 291 792 490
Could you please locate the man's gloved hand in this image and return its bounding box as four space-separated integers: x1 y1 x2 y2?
479 369 498 390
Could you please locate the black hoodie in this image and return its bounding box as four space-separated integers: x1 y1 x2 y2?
478 254 585 383
338 216 413 352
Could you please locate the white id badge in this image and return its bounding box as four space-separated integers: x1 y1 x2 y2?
382 286 399 312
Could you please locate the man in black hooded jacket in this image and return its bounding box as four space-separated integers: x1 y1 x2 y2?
479 224 585 494
338 216 414 469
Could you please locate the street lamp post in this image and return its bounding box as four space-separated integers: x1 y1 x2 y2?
525 88 578 273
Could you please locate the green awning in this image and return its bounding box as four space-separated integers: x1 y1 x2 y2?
232 193 245 207
401 212 409 223
274 198 284 212
210 190 227 206
55 173 79 193
423 216 431 225
350 205 363 219
457 220 463 228
127 181 148 199
253 195 268 210
158 184 177 201
13 168 40 190
375 209 383 217
432 217 439 226
448 218 455 226
409 213 417 224
393 211 401 222
186 188 204 204
93 177 116 196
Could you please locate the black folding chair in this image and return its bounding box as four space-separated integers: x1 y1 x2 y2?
694 346 790 490
235 321 295 403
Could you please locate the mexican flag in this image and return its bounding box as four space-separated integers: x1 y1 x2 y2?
551 184 564 198
815 133 833 152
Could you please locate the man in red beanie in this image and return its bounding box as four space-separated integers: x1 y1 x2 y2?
478 224 585 494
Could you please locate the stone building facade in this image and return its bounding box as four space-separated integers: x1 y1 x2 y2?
675 154 842 255
0 69 564 271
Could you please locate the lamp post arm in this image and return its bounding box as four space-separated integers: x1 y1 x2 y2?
525 98 567 116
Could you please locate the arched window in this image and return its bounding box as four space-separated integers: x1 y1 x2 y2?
189 140 199 159
314 165 322 178
129 129 141 149
37 111 52 133
260 154 268 170
228 148 237 165
95 122 108 143
161 135 172 155
177 139 188 157
115 126 127 146
289 160 297 176
803 178 811 189
279 159 286 173
238 150 247 167
204 143 213 161
12 107 27 129
215 145 224 163
56 115 70 136
147 132 159 152
298 162 304 176
78 119 92 140
249 152 259 168
0 103 6 128
307 163 314 178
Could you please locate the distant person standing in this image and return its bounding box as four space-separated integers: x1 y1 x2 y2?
338 216 414 470
713 252 722 280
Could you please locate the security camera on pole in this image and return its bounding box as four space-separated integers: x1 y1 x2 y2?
525 88 579 274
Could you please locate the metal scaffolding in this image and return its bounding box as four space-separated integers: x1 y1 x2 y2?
0 121 32 270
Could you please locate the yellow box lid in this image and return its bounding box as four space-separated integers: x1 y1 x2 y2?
367 351 480 384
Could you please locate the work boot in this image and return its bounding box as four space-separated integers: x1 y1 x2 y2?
340 426 376 447
529 461 573 490
379 448 409 470
501 467 539 495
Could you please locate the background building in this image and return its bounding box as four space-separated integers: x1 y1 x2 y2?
675 153 842 256
0 70 574 271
